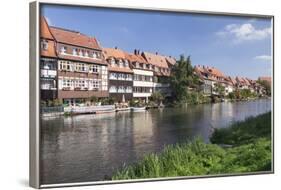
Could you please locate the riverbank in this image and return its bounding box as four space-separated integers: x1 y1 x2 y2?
111 112 272 180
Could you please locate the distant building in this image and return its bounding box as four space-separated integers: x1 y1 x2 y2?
258 76 272 86
103 47 133 102
194 65 232 95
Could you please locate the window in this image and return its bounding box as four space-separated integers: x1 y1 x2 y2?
119 60 124 68
73 48 78 55
143 64 146 69
96 52 101 58
126 74 132 81
90 65 98 73
85 51 89 57
79 50 83 56
62 78 73 88
109 73 118 80
124 60 129 67
41 40 48 50
93 52 97 59
118 86 125 93
118 73 125 80
126 86 132 93
109 86 117 93
60 46 67 54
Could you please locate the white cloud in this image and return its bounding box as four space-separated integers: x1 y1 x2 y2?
254 55 272 61
216 23 271 43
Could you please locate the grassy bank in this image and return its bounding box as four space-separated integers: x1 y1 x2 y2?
111 112 272 180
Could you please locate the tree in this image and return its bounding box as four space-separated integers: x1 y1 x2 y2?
89 95 98 103
150 91 164 104
228 92 235 99
213 83 225 97
170 55 198 101
257 79 271 96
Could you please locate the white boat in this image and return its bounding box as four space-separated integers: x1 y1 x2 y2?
116 107 131 112
95 109 116 114
131 107 146 112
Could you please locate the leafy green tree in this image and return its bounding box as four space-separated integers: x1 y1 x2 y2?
150 91 164 104
89 95 98 103
228 92 235 99
170 55 199 101
213 83 225 97
257 79 271 96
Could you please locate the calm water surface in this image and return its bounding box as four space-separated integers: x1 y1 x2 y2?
41 99 271 184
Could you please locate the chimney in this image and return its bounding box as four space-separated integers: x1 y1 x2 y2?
134 49 137 55
115 46 118 49
138 50 140 55
156 52 158 55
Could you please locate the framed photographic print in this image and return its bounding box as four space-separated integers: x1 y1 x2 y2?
29 1 274 188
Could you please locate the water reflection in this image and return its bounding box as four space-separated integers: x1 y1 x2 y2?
40 99 271 184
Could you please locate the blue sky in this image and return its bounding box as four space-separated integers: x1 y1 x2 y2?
41 5 272 79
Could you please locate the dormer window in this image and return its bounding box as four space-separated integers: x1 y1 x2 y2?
93 52 97 59
119 60 124 68
79 50 83 56
85 51 89 57
110 58 115 66
60 46 67 54
96 52 101 58
124 60 129 67
72 48 78 56
41 40 48 50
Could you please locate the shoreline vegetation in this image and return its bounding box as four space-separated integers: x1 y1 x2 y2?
111 112 272 180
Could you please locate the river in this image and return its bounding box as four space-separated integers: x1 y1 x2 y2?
40 98 271 184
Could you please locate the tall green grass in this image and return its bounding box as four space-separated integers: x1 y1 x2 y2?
111 112 272 180
210 112 271 146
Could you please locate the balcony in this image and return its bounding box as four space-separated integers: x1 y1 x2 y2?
41 85 56 90
41 69 57 78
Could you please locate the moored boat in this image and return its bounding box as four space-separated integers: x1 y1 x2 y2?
116 107 131 112
131 107 146 112
95 109 116 114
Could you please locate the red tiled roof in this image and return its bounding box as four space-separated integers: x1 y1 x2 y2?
108 66 133 73
126 53 147 64
229 77 237 85
165 56 177 66
50 27 101 50
40 17 57 58
205 66 224 77
103 48 127 60
259 76 272 83
40 17 54 40
142 52 169 69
